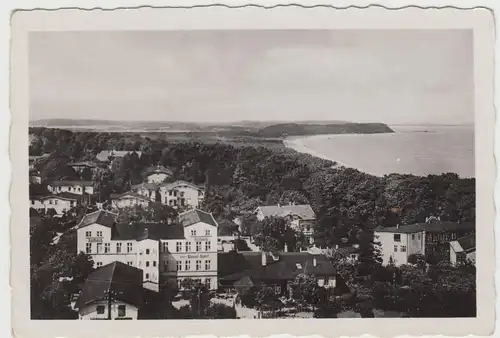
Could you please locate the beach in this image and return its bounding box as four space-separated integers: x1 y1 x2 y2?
284 125 475 178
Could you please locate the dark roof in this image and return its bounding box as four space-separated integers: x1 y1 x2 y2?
131 182 160 191
112 222 185 241
77 210 117 229
67 161 98 168
218 251 336 283
31 193 81 202
49 180 94 187
56 192 85 200
76 261 143 310
110 191 151 201
376 221 475 234
144 165 173 176
179 209 217 227
457 233 475 253
256 204 316 220
337 246 360 255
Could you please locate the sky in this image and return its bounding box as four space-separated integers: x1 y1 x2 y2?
29 30 474 124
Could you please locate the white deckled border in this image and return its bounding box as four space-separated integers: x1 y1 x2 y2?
6 2 497 338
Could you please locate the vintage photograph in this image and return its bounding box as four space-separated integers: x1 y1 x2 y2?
27 28 478 320
10 5 495 337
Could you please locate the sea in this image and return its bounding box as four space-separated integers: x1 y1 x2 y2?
284 125 474 178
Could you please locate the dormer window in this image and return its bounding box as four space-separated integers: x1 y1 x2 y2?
296 263 303 269
393 234 401 242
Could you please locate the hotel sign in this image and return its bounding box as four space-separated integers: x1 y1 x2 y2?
87 237 103 243
179 254 210 259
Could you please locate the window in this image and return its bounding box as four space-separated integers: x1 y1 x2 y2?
146 261 150 267
169 191 173 196
118 305 126 317
177 261 182 271
96 243 102 253
401 246 407 252
85 231 91 237
394 245 398 252
163 260 168 271
146 249 150 255
191 230 196 236
185 260 191 271
393 234 401 242
153 261 156 267
204 260 211 270
196 260 202 271
86 243 92 254
104 243 110 253
31 200 35 205
77 187 81 192
49 200 53 205
116 243 122 253
96 262 103 267
146 273 150 279
69 187 72 192
205 241 211 251
127 261 132 266
176 242 182 252
54 200 58 205
162 242 168 252
412 234 415 240
196 242 202 252
205 230 211 236
127 243 133 253
97 231 103 237
205 278 211 287
418 233 421 240
96 305 105 314
185 242 191 252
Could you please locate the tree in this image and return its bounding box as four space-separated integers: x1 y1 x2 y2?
205 303 237 319
356 229 383 276
253 216 303 252
254 285 283 316
289 273 322 310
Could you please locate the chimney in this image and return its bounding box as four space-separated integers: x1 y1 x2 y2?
277 203 281 208
313 257 317 267
284 243 288 252
396 224 400 230
289 201 293 206
335 244 339 250
261 252 267 266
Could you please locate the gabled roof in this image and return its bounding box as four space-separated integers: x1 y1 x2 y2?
218 251 336 283
76 261 143 310
179 209 218 227
457 233 475 253
111 222 185 241
96 150 142 162
144 165 173 177
375 221 475 234
77 210 117 229
110 191 151 201
48 180 94 187
159 180 203 191
30 193 81 202
256 204 316 220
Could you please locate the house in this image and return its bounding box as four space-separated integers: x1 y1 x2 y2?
218 251 338 296
131 182 160 202
76 208 219 292
336 245 360 264
47 180 94 196
29 153 51 168
96 150 143 162
76 261 143 320
450 233 476 266
375 219 475 266
254 204 316 245
143 165 173 184
30 192 81 215
29 168 42 184
158 180 205 209
110 191 151 209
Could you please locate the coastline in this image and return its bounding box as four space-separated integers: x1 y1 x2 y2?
283 134 383 177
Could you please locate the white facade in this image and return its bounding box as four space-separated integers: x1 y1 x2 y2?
48 183 94 196
30 196 76 215
159 181 205 209
159 220 218 290
449 241 476 266
132 185 157 202
111 194 150 209
76 212 218 292
375 230 426 266
78 300 138 320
